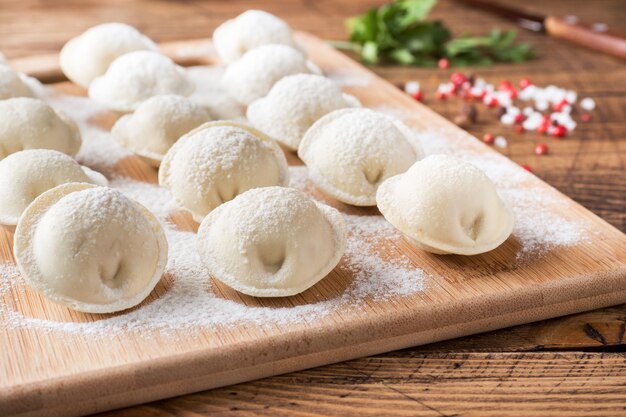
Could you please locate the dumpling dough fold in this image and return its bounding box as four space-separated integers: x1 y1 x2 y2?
376 154 514 255
158 121 289 222
14 183 168 313
247 73 360 151
298 108 424 206
197 186 346 297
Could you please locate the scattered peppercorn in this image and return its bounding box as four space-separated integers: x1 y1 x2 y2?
535 143 549 155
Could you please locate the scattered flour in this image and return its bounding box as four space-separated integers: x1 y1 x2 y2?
0 73 589 336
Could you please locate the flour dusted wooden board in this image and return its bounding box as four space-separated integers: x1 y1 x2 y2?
1 33 625 417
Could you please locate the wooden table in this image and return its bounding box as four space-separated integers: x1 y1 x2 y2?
2 0 625 415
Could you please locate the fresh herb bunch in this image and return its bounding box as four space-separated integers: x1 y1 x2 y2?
336 0 533 66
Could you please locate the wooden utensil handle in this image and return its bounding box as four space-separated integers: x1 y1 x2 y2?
545 16 626 60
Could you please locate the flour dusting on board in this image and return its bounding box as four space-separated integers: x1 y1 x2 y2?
0 73 589 335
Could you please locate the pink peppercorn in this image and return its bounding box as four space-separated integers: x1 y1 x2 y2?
438 58 450 69
535 143 549 155
519 78 532 89
552 125 567 138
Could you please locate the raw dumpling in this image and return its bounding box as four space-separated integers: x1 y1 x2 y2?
223 44 312 105
0 65 36 99
247 74 360 150
88 51 193 112
298 108 423 206
158 121 289 222
13 183 168 313
376 155 514 255
112 94 212 166
0 149 107 229
197 186 346 297
60 23 157 88
0 98 81 160
213 10 298 64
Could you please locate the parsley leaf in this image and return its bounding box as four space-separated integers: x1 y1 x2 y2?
335 0 534 66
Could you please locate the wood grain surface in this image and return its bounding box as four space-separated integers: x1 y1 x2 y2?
1 0 625 416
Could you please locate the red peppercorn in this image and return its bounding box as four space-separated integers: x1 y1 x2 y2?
487 97 499 107
537 124 548 134
552 125 567 138
499 80 513 91
412 91 423 101
483 133 495 144
515 125 525 133
535 143 549 155
581 113 592 122
553 99 569 112
521 164 533 172
508 89 518 100
438 58 450 69
451 72 466 85
514 114 525 123
519 78 532 89
436 91 447 100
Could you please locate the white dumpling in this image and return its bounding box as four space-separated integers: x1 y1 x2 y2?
197 186 346 297
213 10 297 64
298 108 423 206
0 149 107 229
13 183 168 313
60 23 157 88
158 121 289 222
0 98 82 160
223 44 312 105
112 95 212 166
88 51 193 112
377 155 514 255
0 65 36 100
247 74 360 151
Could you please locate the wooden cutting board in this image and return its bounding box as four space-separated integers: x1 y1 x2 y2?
2 33 625 417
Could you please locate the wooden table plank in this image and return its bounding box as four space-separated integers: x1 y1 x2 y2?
1 0 624 415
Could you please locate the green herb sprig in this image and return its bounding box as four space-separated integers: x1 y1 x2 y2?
334 0 534 66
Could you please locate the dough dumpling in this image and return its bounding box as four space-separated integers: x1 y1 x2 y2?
298 108 423 206
13 183 168 313
376 155 514 255
213 10 298 64
158 121 289 222
0 65 36 99
0 149 107 229
112 95 212 166
197 186 346 297
247 74 360 150
223 44 312 105
0 98 81 160
60 22 157 88
89 51 193 112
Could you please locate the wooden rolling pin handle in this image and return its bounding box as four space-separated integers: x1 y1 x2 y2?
545 16 626 60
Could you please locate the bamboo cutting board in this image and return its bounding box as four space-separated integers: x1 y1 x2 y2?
2 33 626 417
